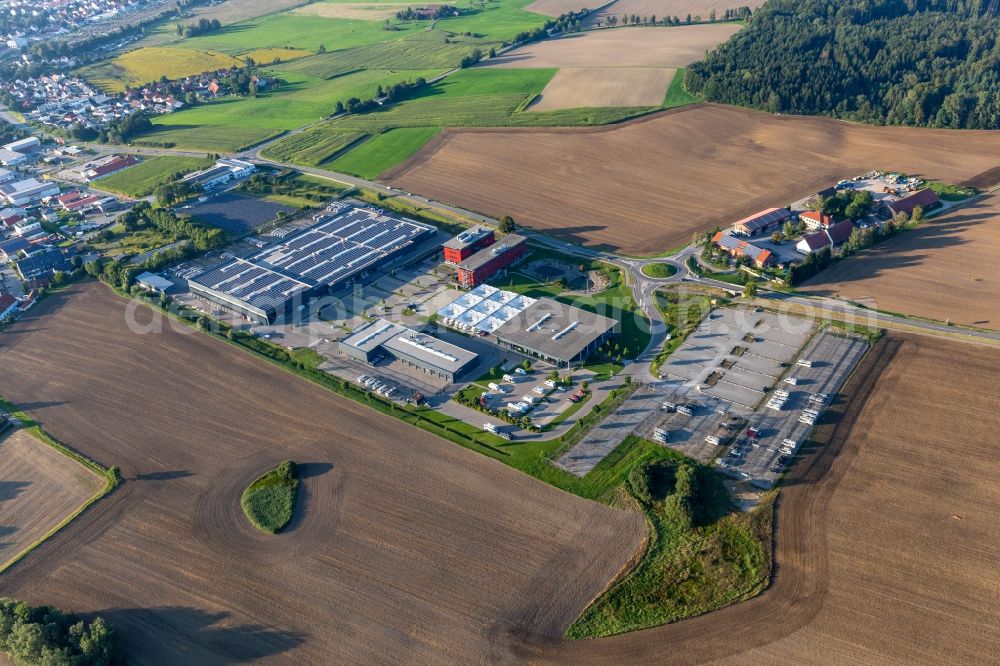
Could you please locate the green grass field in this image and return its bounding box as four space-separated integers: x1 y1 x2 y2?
179 14 420 54
567 458 773 637
150 68 446 132
96 156 214 197
326 127 440 178
241 460 299 534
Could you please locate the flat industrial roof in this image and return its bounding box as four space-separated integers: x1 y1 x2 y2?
443 225 492 251
342 318 477 373
493 298 617 362
458 234 526 272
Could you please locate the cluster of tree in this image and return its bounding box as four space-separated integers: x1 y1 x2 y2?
98 112 153 144
0 597 118 666
816 189 875 220
336 77 429 114
394 5 458 20
786 246 833 285
685 0 1000 129
459 48 483 68
153 180 199 207
627 460 706 529
175 17 222 37
119 201 226 251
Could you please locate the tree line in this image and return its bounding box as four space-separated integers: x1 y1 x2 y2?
685 0 1000 129
604 6 752 26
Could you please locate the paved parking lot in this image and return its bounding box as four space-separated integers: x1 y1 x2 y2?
717 330 869 486
660 307 815 408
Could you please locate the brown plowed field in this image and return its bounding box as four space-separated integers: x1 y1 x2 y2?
0 429 103 568
488 25 740 68
804 194 1000 329
529 68 675 110
385 104 1000 254
0 283 644 664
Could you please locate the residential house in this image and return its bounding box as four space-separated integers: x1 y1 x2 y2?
713 231 775 268
799 210 834 230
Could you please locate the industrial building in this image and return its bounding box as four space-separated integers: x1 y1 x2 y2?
493 298 618 367
189 203 438 324
732 208 793 237
181 158 255 191
339 318 478 382
443 226 494 264
0 178 59 206
455 233 527 287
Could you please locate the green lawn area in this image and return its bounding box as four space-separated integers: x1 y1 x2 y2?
640 262 678 279
663 68 699 108
925 180 977 201
567 457 773 637
241 460 300 534
326 127 440 178
96 155 213 197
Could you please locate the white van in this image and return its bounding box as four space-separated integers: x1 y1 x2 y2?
796 358 813 368
488 382 501 392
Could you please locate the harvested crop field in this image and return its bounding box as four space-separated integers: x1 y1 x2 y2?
488 25 739 68
0 428 104 569
387 104 1000 253
0 283 644 664
804 194 1000 329
530 68 675 110
514 333 1000 663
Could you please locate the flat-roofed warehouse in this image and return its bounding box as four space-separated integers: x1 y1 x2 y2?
189 203 437 323
339 318 478 382
493 299 618 367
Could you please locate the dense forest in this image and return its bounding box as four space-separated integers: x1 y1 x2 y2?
685 0 1000 128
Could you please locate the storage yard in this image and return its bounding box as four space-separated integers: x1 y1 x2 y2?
387 104 1000 253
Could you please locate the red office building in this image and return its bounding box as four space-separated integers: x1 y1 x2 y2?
443 226 495 264
456 234 528 287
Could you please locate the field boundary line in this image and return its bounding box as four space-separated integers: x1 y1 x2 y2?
0 401 121 575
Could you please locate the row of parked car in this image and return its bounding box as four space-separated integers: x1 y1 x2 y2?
357 374 397 399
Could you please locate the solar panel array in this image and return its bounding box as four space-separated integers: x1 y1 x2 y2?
190 204 434 316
